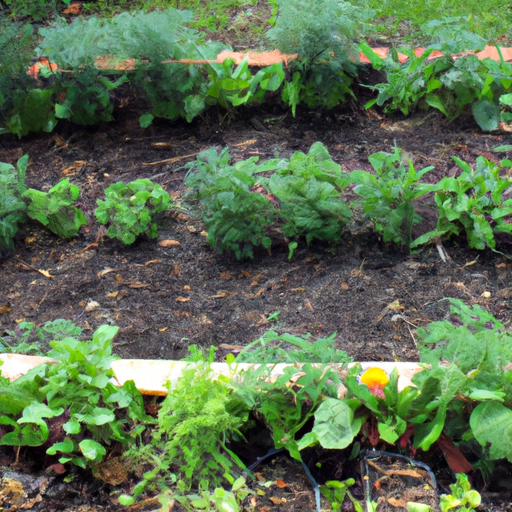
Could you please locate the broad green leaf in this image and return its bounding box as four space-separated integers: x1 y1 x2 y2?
470 401 512 461
79 439 106 461
305 398 362 450
47 437 75 455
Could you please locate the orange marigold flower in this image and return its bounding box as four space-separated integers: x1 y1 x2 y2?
359 367 389 398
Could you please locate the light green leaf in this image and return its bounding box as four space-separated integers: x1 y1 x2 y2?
79 439 106 461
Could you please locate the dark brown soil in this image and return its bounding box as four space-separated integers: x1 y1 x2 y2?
2 97 512 511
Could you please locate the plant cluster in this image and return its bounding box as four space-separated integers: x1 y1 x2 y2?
1 8 287 136
0 324 149 469
187 144 512 258
1 304 505 510
362 42 512 131
1 318 82 355
411 155 512 250
0 153 173 251
185 142 355 259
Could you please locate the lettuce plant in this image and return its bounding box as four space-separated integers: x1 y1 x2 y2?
268 142 352 245
95 179 172 244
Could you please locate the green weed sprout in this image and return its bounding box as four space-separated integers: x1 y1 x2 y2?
440 473 481 511
95 179 172 244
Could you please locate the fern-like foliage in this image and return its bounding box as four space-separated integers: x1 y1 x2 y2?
0 155 28 252
36 9 228 125
24 179 87 238
268 0 373 110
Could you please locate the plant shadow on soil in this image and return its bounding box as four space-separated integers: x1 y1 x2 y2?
2 99 512 510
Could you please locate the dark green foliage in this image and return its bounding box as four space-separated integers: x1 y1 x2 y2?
411 155 512 250
1 0 65 21
185 148 278 259
95 179 172 244
349 147 434 248
268 0 373 112
0 154 28 252
24 178 87 238
37 9 228 125
268 142 351 245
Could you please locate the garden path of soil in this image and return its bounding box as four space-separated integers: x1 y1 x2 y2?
1 100 512 511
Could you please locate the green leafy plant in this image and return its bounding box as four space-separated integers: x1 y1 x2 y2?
204 56 284 113
267 142 352 246
321 479 367 512
0 21 56 138
0 318 82 355
0 154 28 253
349 147 434 248
361 44 454 116
24 178 87 238
362 42 512 131
95 179 172 244
268 0 373 113
185 147 278 259
439 473 482 511
0 325 148 469
236 362 345 460
411 155 512 250
235 329 352 364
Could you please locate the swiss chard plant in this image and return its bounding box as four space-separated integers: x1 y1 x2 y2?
348 147 434 248
0 20 57 138
267 142 352 246
95 179 172 244
24 178 87 238
185 147 278 259
0 154 28 253
411 155 512 250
